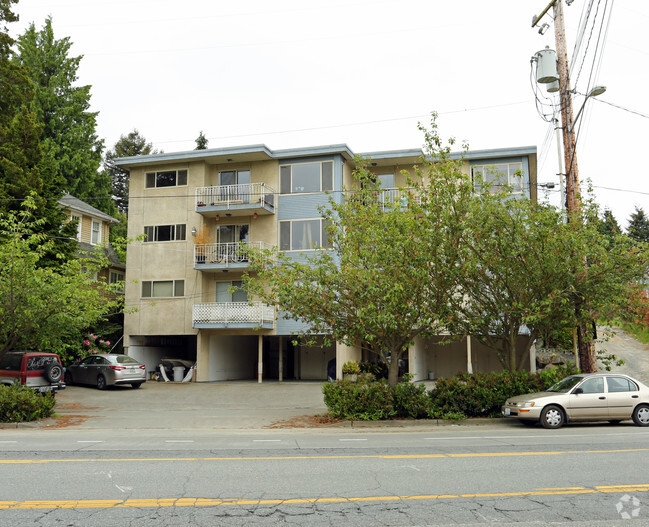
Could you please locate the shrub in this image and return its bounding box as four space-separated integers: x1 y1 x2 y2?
342 360 361 375
429 366 579 418
322 379 395 420
393 374 431 418
359 360 388 380
0 383 56 423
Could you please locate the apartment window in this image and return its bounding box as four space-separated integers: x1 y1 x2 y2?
91 220 101 245
141 280 185 298
472 163 524 194
143 224 187 242
219 169 250 186
71 214 82 241
279 219 330 251
377 174 394 188
215 281 247 303
145 169 188 188
280 161 333 194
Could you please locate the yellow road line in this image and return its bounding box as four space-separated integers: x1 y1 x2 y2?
1 448 648 464
1 485 648 510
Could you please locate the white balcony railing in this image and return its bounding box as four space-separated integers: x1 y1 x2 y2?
195 183 275 209
377 188 421 209
193 241 273 266
192 302 275 328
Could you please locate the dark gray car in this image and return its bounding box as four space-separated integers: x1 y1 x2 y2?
65 354 146 390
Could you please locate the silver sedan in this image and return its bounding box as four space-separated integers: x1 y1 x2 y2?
502 373 649 429
65 354 146 390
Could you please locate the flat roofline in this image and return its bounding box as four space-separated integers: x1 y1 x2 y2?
115 143 536 168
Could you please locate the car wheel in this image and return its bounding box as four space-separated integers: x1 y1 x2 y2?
540 405 564 429
64 371 73 385
96 375 107 390
45 363 64 383
632 404 649 427
131 383 142 389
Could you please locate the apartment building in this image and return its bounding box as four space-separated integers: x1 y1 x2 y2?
115 144 537 382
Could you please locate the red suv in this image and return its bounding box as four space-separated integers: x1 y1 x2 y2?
0 351 66 394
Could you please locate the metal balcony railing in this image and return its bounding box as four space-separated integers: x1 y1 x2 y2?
195 183 275 209
193 241 274 266
192 302 275 328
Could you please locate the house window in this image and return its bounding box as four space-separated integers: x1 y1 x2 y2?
216 224 249 244
472 163 524 194
71 214 82 241
145 169 188 188
279 161 333 194
141 280 185 298
279 219 330 251
91 220 101 245
143 224 187 242
218 170 250 187
109 271 125 293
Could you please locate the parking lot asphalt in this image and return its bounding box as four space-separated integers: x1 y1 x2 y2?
5 327 647 432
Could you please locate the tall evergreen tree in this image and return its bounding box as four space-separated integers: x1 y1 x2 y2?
596 208 622 244
627 207 649 243
0 2 76 264
13 17 113 215
104 129 157 215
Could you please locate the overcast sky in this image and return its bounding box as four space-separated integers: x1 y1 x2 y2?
9 0 648 228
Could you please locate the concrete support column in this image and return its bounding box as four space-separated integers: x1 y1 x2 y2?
257 334 263 383
466 335 473 374
529 341 537 372
335 341 361 380
279 336 284 383
196 331 209 382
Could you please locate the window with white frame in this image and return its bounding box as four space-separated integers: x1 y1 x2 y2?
280 161 333 194
143 224 187 242
71 214 82 241
109 270 125 293
141 280 185 298
279 219 330 251
471 163 524 194
91 220 101 245
145 169 188 188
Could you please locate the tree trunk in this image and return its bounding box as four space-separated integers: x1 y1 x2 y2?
577 322 597 373
387 355 400 388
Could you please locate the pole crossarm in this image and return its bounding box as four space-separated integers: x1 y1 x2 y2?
532 0 558 28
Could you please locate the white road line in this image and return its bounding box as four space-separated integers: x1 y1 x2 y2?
0 441 17 443
339 438 368 441
77 440 104 443
165 440 195 443
253 439 282 442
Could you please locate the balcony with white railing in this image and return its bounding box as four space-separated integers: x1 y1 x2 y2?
195 183 275 217
377 188 421 210
193 241 274 271
192 302 275 329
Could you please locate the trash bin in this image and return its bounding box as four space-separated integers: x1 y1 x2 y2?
173 366 185 382
428 371 435 380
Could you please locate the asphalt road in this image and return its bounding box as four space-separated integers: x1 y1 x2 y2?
2 426 649 526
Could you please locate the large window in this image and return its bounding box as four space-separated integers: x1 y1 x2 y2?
144 224 187 242
472 163 524 194
91 220 101 245
145 169 188 188
279 219 330 251
141 280 185 298
280 161 333 194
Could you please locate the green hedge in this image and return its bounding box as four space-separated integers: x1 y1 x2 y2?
0 383 56 423
322 366 578 421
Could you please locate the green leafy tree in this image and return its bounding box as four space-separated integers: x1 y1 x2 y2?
246 117 471 387
0 197 121 359
627 206 649 243
453 188 648 372
13 17 112 215
194 130 208 150
104 129 157 215
0 3 77 265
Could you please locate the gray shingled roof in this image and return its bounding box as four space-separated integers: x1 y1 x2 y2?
59 193 119 224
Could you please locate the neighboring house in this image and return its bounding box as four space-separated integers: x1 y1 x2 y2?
59 193 125 290
114 144 537 382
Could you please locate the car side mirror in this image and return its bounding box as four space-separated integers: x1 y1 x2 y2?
573 387 583 395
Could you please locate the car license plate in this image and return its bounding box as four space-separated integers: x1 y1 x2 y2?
504 408 511 416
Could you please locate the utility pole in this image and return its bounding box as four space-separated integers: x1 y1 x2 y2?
533 0 597 372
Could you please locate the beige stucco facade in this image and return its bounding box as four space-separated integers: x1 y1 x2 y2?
116 144 538 382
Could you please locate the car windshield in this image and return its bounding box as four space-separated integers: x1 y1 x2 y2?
547 376 582 393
